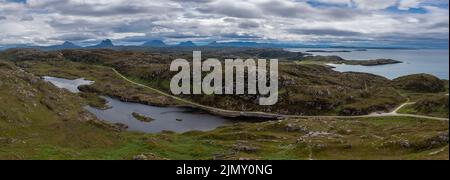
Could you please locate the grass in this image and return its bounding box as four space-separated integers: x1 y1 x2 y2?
80 92 109 109
13 54 409 116
153 116 449 160
132 112 154 122
0 59 448 160
16 60 182 107
398 95 449 118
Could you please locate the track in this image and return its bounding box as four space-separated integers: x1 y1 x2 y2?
112 68 449 121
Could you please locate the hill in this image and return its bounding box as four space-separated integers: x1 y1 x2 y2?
4 48 407 116
392 74 446 93
87 39 114 49
0 51 448 160
142 40 167 47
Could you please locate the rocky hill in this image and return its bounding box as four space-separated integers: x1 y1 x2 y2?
0 51 448 160
3 48 407 116
392 74 446 93
0 61 132 159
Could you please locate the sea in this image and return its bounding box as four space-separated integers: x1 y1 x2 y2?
286 48 449 80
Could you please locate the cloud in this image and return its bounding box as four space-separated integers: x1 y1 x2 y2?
222 33 261 39
27 0 182 17
0 0 447 48
20 15 33 21
399 0 420 10
238 21 260 29
314 0 352 5
352 0 398 10
288 28 363 36
196 0 262 18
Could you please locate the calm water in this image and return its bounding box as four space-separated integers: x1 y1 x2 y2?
85 97 232 133
43 76 94 93
43 76 232 133
287 48 449 80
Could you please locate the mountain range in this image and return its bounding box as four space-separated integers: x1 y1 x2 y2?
0 39 414 51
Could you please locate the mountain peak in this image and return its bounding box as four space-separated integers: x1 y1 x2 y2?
89 39 114 48
99 39 114 46
62 41 76 46
41 41 80 50
178 41 196 47
142 40 167 47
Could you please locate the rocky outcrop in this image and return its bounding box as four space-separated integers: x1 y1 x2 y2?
392 74 446 93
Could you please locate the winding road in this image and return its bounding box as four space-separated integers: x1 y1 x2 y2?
112 68 449 121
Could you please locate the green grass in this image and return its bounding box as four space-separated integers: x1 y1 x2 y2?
397 94 449 118
1 60 448 160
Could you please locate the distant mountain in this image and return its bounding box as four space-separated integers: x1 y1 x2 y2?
1 39 417 51
177 41 196 47
43 41 81 50
60 41 80 48
208 41 255 46
0 46 7 51
0 44 33 50
204 41 417 49
88 39 114 48
142 40 167 47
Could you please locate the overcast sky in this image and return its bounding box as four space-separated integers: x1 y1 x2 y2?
0 0 448 48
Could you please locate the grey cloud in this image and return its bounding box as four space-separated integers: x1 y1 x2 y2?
430 22 450 29
322 7 361 20
223 18 237 23
197 8 259 18
369 34 449 48
171 0 213 3
48 19 102 31
54 5 151 16
238 21 260 29
51 33 98 42
258 1 313 18
20 15 34 21
222 33 261 39
119 35 160 43
258 0 362 20
0 0 448 48
166 34 209 39
196 1 262 18
288 28 363 36
29 0 181 17
111 19 161 33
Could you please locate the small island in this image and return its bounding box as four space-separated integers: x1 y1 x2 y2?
132 112 155 122
343 59 403 66
301 55 402 66
306 50 352 53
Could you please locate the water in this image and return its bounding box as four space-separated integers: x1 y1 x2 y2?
43 76 233 133
287 48 449 80
85 97 233 133
43 76 94 93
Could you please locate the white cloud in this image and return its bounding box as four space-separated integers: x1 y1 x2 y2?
352 0 398 10
314 0 352 5
399 0 423 10
0 0 447 47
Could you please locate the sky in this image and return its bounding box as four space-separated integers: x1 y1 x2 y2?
0 0 448 48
